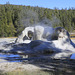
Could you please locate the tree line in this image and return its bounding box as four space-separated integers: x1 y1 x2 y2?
0 4 75 37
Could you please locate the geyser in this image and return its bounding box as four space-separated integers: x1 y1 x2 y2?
27 26 75 59
15 25 54 43
14 25 75 59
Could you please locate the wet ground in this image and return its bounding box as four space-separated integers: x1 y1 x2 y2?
0 53 23 63
0 52 75 75
0 38 75 75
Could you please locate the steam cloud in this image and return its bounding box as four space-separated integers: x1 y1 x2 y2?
20 9 61 28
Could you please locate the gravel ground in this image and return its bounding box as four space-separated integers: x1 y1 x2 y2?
0 38 75 73
0 61 41 72
0 38 41 72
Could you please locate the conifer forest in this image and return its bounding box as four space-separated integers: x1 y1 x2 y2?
0 4 75 37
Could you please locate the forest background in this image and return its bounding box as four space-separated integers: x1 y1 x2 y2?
0 3 75 37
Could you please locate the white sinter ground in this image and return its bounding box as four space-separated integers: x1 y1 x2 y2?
0 26 75 59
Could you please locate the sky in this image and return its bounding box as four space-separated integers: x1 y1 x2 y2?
0 0 75 9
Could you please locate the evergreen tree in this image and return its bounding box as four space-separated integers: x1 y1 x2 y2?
0 4 75 37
